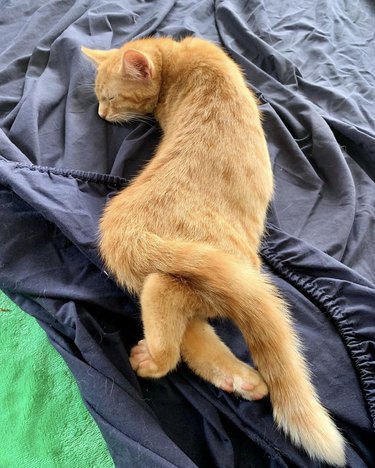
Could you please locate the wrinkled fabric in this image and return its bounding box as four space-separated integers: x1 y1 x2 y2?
0 1 374 467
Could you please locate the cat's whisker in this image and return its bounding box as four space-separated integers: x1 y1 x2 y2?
121 113 155 126
75 81 96 89
72 83 97 96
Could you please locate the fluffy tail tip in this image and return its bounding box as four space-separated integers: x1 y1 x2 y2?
299 421 346 466
277 407 346 466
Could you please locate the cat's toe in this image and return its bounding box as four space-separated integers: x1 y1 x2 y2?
130 339 175 378
219 377 235 392
130 340 153 372
233 370 268 401
212 362 268 400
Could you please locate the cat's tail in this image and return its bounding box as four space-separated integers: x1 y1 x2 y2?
122 234 346 466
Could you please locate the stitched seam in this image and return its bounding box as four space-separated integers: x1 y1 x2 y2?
2 159 128 187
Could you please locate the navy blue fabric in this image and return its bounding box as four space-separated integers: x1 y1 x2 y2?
1 1 375 467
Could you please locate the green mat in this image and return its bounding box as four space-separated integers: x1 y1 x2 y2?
0 291 114 468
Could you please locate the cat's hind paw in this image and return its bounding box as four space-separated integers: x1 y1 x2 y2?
215 363 268 401
130 339 177 378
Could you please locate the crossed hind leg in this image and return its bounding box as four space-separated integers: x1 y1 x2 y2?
130 273 268 400
181 318 268 400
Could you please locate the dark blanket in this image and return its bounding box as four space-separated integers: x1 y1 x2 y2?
1 1 375 466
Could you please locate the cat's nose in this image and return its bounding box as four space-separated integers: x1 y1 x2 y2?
98 105 107 119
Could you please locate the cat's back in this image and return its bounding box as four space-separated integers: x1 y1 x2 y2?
175 37 247 91
101 36 272 265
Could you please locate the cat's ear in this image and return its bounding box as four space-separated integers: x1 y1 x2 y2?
122 49 153 80
81 47 109 65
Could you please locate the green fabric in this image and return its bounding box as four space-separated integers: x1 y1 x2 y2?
0 291 114 468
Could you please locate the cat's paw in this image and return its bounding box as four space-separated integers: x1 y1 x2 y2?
216 363 268 401
233 371 268 401
129 339 173 378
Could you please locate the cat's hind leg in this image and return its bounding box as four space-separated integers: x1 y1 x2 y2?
181 318 268 400
130 272 194 378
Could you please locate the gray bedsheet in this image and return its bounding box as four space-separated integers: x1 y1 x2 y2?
1 1 374 467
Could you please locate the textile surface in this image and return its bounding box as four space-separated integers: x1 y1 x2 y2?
1 1 374 466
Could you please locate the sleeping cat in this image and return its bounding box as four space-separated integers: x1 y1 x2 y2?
82 37 345 466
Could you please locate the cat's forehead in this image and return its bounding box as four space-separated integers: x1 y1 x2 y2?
95 64 140 99
95 65 121 97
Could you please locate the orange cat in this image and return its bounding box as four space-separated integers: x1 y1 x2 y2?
82 37 345 465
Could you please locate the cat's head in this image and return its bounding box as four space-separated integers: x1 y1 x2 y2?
81 42 161 123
